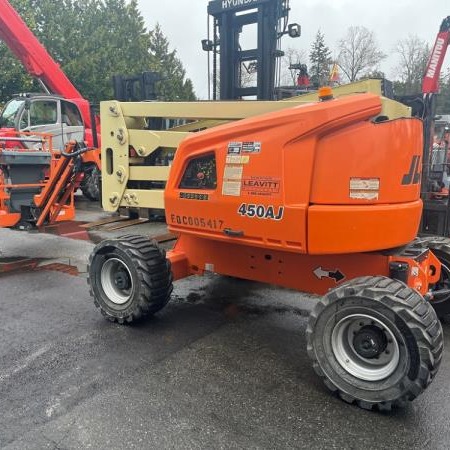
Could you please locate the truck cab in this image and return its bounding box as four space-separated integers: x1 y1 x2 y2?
0 94 85 149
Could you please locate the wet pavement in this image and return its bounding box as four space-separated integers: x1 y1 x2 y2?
1 198 450 449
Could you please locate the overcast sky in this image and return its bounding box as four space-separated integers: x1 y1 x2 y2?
136 0 450 99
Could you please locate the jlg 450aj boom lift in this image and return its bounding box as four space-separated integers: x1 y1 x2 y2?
89 91 446 410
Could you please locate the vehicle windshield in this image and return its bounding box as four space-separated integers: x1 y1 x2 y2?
0 98 25 128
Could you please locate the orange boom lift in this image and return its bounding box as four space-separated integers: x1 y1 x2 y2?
89 91 445 410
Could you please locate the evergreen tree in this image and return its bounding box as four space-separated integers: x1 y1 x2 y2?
148 24 196 101
309 30 332 88
0 1 196 104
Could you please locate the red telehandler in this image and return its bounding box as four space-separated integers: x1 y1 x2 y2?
404 16 450 319
0 0 101 201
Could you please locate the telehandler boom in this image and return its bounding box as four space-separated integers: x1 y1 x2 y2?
0 0 101 201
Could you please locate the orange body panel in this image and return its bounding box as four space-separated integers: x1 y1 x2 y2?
165 93 423 255
308 201 422 254
167 235 439 297
310 119 422 205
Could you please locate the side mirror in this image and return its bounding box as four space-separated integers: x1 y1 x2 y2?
288 23 301 38
201 39 214 52
24 98 31 110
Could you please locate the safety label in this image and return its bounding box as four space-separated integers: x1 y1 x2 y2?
222 181 242 196
313 266 345 282
242 141 261 154
223 165 244 180
226 155 250 164
227 142 242 154
350 177 380 200
350 178 380 190
350 191 379 200
223 161 244 196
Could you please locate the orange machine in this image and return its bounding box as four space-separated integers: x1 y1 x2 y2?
88 92 445 411
0 133 85 228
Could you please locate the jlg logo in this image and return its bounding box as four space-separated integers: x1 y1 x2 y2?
401 155 421 185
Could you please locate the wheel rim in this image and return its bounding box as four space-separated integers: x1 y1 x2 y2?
100 257 134 305
331 313 400 381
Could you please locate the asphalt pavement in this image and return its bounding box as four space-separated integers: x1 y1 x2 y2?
1 204 450 449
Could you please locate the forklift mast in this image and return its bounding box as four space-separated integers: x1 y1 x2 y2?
205 0 299 100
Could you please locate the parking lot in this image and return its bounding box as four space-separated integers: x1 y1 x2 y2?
1 200 450 450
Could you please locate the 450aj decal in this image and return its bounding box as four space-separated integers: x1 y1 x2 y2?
238 203 284 220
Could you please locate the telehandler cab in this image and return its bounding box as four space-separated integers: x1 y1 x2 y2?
88 91 445 410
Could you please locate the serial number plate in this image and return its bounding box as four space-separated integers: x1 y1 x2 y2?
169 214 224 230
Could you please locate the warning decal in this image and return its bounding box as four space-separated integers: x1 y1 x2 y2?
350 178 380 190
226 155 250 164
223 163 244 196
222 181 242 196
350 177 380 200
227 142 242 155
223 165 244 180
241 141 261 154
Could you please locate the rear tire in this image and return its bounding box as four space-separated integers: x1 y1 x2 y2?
88 235 173 323
307 276 443 410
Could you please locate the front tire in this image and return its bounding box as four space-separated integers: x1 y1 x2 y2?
88 235 173 323
307 276 443 410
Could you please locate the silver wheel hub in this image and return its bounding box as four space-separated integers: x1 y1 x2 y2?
331 314 400 381
100 257 134 305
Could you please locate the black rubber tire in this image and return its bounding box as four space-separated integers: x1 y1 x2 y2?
81 164 100 202
306 276 443 411
414 236 450 320
87 235 173 324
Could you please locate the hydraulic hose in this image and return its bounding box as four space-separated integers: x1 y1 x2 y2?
60 141 95 158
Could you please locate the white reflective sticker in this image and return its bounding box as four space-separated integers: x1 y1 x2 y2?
223 165 243 180
222 181 242 196
350 178 380 190
349 192 379 200
350 177 380 200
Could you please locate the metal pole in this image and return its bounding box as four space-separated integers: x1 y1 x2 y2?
213 19 217 100
207 13 211 101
